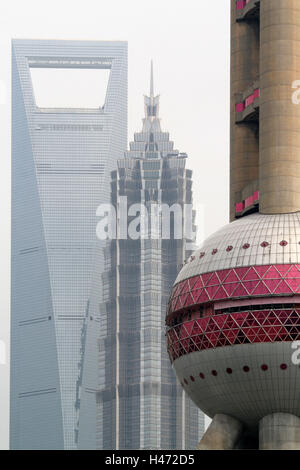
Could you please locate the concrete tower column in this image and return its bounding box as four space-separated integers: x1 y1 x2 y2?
259 413 300 450
259 0 300 214
230 0 259 220
198 414 243 450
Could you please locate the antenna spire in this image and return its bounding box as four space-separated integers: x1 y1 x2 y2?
150 60 154 97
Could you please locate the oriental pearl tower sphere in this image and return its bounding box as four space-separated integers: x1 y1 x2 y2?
166 0 300 450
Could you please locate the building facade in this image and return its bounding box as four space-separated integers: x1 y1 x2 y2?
11 39 127 449
97 66 205 449
166 0 300 450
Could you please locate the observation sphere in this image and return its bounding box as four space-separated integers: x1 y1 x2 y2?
166 213 300 430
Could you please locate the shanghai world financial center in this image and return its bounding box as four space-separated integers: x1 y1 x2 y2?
11 39 204 449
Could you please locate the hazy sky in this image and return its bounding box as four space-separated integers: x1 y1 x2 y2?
0 0 230 449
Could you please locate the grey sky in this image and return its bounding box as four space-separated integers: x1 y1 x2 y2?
0 0 230 449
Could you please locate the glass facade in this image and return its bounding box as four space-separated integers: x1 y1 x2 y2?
11 39 127 450
97 66 205 449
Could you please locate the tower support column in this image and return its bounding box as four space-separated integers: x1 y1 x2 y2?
259 413 300 450
197 414 243 450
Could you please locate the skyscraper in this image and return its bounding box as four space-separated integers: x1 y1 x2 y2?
166 0 300 450
97 64 205 450
11 39 127 450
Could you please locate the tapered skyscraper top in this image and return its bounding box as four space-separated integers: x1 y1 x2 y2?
126 62 180 159
143 61 161 132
